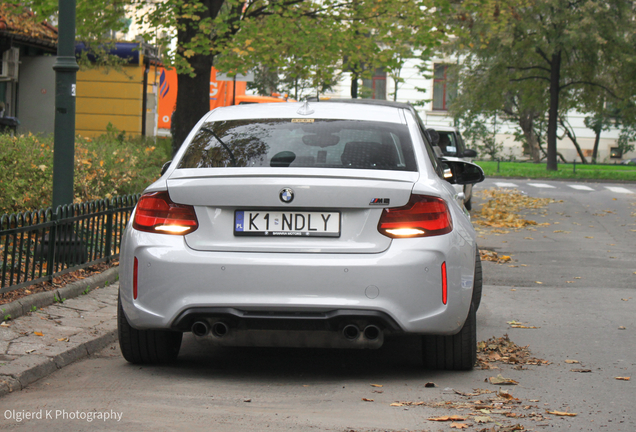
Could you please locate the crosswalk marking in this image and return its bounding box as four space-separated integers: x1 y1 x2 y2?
568 185 595 191
605 186 633 194
494 182 519 188
527 183 556 188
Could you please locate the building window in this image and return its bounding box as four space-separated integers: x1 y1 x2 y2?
362 68 387 100
433 64 456 110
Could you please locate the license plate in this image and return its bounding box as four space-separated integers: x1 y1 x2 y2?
234 210 340 237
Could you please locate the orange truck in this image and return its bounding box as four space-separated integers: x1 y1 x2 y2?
157 67 290 132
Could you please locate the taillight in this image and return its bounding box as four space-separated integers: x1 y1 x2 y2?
378 195 452 238
133 191 198 235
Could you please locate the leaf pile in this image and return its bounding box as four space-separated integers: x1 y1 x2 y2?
473 189 555 229
477 334 550 369
391 387 550 430
480 249 512 264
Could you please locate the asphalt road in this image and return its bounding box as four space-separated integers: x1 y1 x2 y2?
0 179 634 432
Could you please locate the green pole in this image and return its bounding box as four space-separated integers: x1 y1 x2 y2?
52 0 79 209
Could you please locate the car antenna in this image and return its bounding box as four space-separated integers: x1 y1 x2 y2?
297 100 315 116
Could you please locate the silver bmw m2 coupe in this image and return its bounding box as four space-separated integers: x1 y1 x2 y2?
118 100 485 370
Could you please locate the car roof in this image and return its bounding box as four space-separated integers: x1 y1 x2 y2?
206 101 408 124
307 97 414 110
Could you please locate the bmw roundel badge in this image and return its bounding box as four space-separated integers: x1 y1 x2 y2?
280 188 294 203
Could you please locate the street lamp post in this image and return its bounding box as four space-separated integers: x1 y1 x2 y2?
52 0 79 209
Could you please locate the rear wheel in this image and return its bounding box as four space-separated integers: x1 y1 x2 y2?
472 247 483 311
422 303 476 370
118 295 182 364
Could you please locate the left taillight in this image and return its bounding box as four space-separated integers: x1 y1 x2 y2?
132 191 198 235
378 194 452 238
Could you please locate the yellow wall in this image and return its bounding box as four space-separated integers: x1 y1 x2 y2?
76 66 144 137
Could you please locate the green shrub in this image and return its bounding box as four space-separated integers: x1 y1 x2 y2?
0 130 171 214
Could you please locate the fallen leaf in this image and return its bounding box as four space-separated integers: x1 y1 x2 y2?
390 403 403 407
547 410 577 417
243 399 251 403
424 382 436 388
0 322 10 327
34 331 44 336
372 390 383 394
370 384 383 387
618 326 626 330
621 298 630 301
474 415 492 423
575 277 582 279
26 349 36 354
615 377 631 381
535 281 543 284
362 398 374 402
428 415 467 422
585 236 594 239
524 237 534 240
565 359 579 364
489 374 518 385
570 369 592 373
450 423 469 429
57 337 69 342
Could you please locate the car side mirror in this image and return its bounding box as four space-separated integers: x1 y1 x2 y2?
462 148 477 158
440 158 485 185
161 160 172 176
426 128 440 146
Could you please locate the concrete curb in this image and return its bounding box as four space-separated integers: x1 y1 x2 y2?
1 267 119 322
0 269 120 399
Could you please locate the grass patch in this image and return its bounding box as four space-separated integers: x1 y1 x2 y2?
476 161 636 181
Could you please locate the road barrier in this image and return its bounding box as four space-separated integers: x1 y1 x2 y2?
0 195 139 294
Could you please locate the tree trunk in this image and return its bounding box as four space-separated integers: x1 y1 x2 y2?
171 0 221 156
546 51 562 171
351 71 359 99
519 111 541 163
592 128 601 163
559 117 588 164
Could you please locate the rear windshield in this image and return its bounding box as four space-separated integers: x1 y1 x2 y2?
178 119 417 171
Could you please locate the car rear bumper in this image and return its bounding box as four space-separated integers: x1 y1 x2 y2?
119 228 476 335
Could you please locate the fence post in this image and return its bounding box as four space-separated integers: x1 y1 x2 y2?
573 159 576 174
46 207 59 281
104 199 113 261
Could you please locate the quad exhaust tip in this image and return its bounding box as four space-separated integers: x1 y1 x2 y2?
211 321 229 338
342 324 360 340
363 325 381 341
191 321 209 337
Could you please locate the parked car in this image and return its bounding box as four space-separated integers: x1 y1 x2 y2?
118 100 485 370
622 157 636 165
428 126 478 210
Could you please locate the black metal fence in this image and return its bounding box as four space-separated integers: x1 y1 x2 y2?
0 195 139 295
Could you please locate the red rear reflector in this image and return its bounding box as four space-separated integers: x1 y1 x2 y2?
133 257 138 300
441 261 447 305
378 195 452 238
133 191 198 235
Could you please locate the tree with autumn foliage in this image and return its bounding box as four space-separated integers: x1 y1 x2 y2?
449 0 636 169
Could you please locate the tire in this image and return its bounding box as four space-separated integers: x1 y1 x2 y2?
118 295 182 364
472 247 483 311
422 303 477 370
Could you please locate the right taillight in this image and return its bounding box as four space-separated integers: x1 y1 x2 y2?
133 191 198 235
378 195 452 238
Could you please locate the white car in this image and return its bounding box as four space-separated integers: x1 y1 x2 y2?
117 100 485 370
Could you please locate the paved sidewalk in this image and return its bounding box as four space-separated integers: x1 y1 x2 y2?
0 281 119 398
